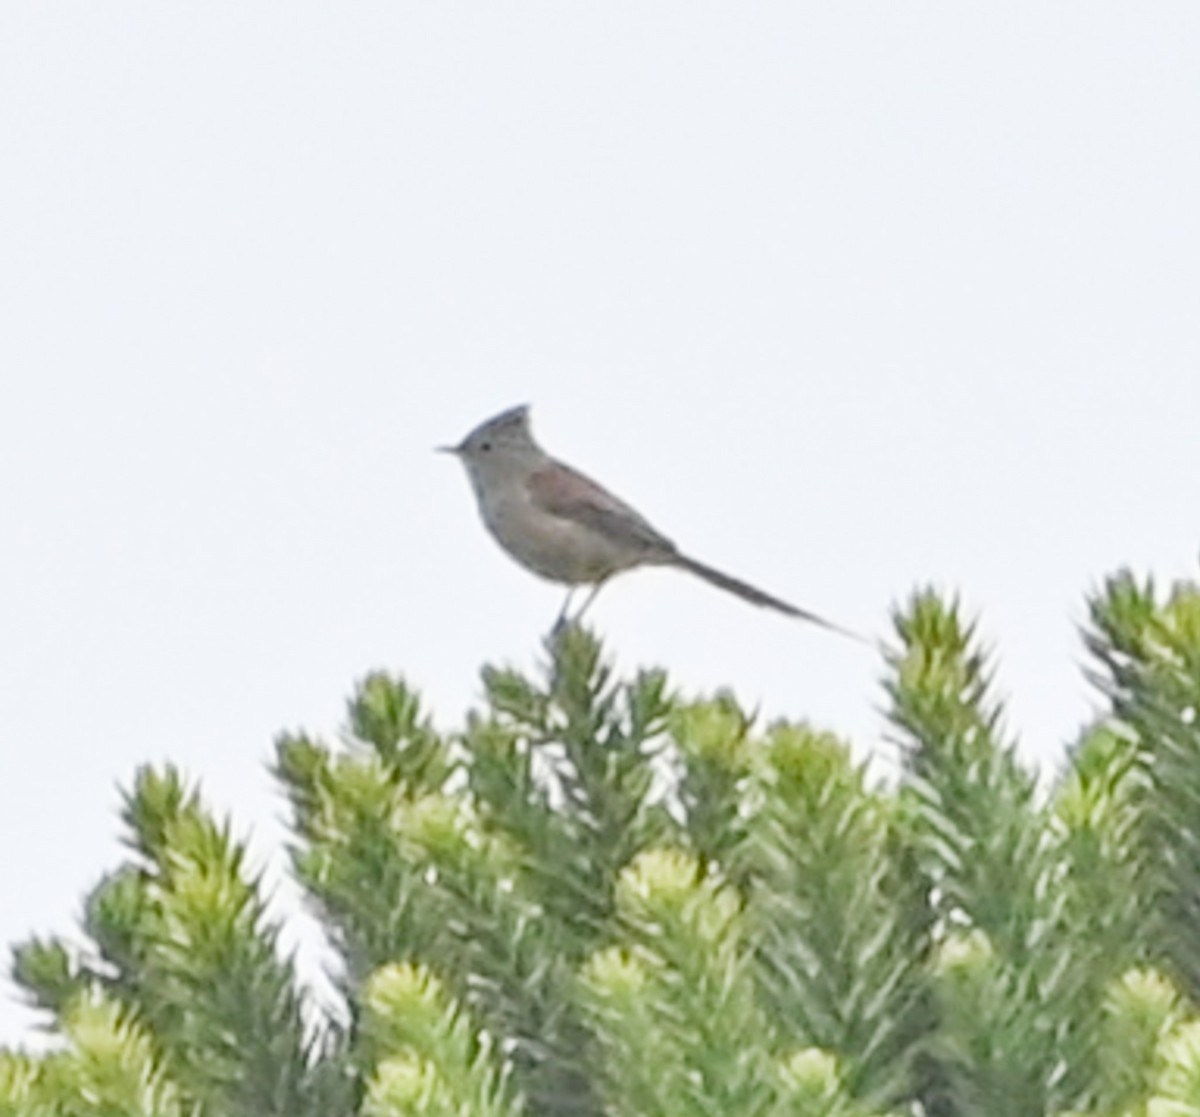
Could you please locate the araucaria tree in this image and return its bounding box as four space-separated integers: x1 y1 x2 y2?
4 571 1200 1117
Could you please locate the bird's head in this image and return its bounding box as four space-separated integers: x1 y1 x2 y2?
439 404 543 483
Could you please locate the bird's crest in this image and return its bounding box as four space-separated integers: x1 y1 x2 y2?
481 403 530 436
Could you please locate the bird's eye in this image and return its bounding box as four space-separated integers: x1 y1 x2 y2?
480 440 492 452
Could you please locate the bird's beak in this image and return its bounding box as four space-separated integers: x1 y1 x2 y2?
436 444 462 455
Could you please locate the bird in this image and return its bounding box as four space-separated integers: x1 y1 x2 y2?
440 404 862 639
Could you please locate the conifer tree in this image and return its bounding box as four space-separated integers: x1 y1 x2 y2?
3 569 1200 1116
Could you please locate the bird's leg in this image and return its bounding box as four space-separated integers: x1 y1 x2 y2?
551 589 577 636
570 581 605 626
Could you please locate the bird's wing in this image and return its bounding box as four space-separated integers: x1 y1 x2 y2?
528 462 677 556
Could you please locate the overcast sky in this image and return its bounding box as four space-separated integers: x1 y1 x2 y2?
2 3 1198 1044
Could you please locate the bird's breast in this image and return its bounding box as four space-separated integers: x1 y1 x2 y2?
478 488 634 585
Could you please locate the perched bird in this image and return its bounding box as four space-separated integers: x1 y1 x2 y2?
441 404 860 639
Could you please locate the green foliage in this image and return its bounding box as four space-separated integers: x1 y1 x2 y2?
1088 574 1200 1004
581 847 780 1116
736 723 930 1104
361 963 521 1117
4 568 1200 1116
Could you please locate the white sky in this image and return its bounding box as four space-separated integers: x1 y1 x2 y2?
2 4 1198 1044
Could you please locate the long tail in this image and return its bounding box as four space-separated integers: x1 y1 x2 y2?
674 554 867 644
